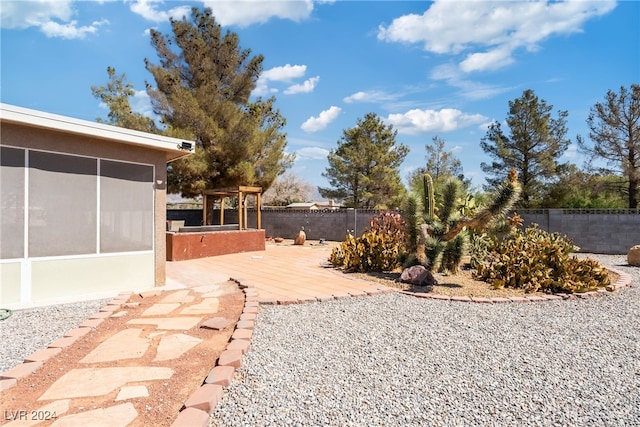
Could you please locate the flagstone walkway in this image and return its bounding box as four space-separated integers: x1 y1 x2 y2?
0 241 394 426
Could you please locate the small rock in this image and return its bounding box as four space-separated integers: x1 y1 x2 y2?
294 230 306 245
400 265 438 286
627 244 640 266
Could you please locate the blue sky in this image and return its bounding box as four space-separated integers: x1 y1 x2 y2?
1 0 638 195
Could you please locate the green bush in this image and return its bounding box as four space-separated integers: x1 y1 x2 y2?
468 213 523 268
474 224 611 293
329 211 406 272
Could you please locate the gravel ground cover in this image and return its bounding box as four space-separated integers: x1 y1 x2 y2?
0 299 108 372
211 255 640 427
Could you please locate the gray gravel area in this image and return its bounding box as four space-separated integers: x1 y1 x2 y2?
211 255 640 426
0 299 108 372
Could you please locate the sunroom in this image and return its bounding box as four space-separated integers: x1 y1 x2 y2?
0 104 193 308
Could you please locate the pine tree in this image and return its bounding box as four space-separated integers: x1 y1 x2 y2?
91 66 159 133
145 7 293 197
578 84 640 208
319 113 408 209
481 89 569 208
407 135 468 202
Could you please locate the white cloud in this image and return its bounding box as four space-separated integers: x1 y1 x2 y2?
40 19 108 39
0 1 74 29
263 64 307 81
301 106 341 133
127 0 191 23
386 108 487 135
254 64 318 97
296 146 330 160
203 0 314 27
97 89 157 121
0 0 108 39
430 63 512 100
459 46 515 73
284 76 319 95
563 143 579 159
343 90 398 104
378 0 616 72
131 90 154 117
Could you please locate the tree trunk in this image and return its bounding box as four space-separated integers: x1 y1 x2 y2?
629 176 638 209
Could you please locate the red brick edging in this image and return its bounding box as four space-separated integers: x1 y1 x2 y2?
171 281 257 427
0 291 133 392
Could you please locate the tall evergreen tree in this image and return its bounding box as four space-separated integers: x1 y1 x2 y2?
91 66 159 133
407 136 466 195
319 113 408 209
578 84 640 208
480 89 570 208
145 7 293 197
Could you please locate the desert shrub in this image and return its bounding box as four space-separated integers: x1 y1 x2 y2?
329 211 406 272
468 212 524 268
468 232 491 269
474 224 611 293
368 210 407 246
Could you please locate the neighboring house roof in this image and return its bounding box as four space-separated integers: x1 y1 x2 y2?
0 103 195 162
286 202 319 209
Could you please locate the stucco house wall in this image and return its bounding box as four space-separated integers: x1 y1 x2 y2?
0 104 193 308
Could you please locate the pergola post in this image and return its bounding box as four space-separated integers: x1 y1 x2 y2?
219 197 225 226
201 186 262 229
256 192 262 229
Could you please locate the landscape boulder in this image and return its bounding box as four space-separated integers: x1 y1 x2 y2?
628 245 640 266
400 265 438 287
294 230 306 245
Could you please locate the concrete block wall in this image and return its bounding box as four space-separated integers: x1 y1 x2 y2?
168 208 640 254
519 209 640 254
167 208 380 241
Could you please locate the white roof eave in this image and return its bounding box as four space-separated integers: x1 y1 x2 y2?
0 103 195 162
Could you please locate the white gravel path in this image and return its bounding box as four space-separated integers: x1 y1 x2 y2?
211 255 640 427
0 299 108 372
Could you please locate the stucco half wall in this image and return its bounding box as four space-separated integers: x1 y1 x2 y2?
0 103 194 308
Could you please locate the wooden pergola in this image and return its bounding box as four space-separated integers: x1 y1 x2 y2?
202 186 262 230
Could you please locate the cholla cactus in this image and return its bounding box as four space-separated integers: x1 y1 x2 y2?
406 169 522 273
423 173 434 220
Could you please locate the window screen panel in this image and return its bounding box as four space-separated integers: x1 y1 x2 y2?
0 147 25 259
28 151 97 257
100 160 153 253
